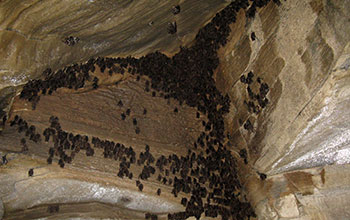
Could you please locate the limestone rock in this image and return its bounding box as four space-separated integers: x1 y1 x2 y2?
0 0 228 90
216 1 350 219
0 0 350 220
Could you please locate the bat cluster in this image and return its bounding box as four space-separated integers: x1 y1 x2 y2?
8 0 283 219
63 36 80 46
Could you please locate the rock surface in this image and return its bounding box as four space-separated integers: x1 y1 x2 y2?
0 0 350 220
0 0 228 90
215 1 350 219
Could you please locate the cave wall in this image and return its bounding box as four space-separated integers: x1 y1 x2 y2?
0 0 350 219
213 0 350 219
217 0 350 174
0 0 228 90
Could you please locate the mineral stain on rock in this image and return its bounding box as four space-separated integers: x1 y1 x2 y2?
302 26 334 93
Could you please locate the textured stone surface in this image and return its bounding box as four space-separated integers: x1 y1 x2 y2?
213 0 350 219
0 0 228 90
0 0 350 219
0 69 205 218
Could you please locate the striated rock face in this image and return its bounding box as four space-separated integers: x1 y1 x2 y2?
0 0 228 90
0 0 350 220
214 1 350 219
